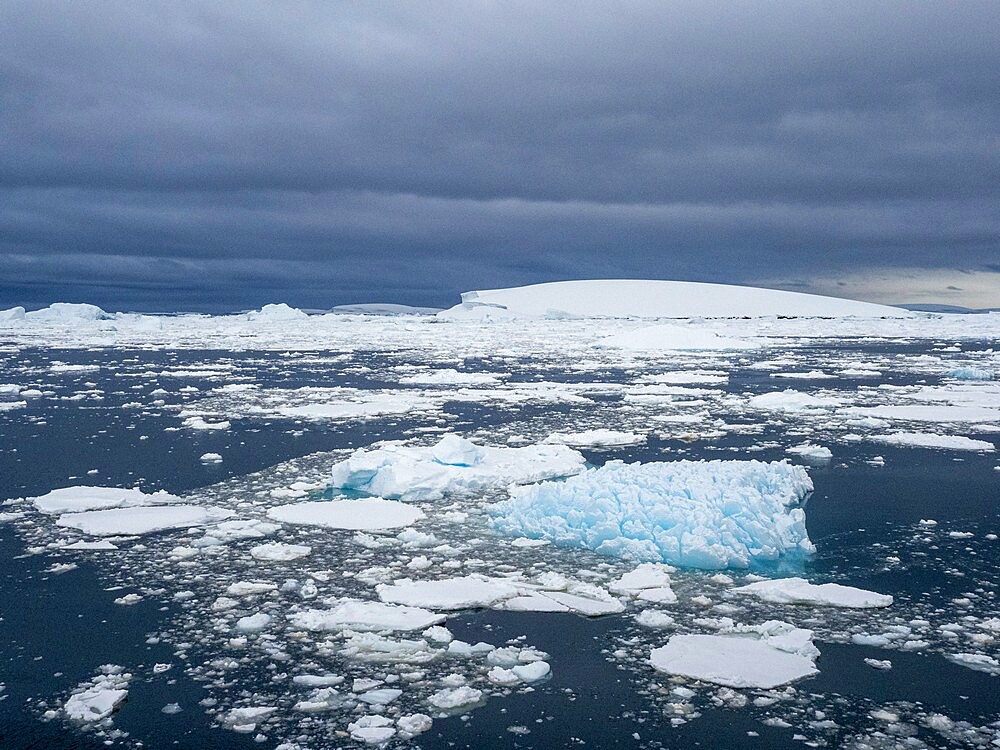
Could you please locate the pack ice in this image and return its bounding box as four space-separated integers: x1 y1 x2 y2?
330 434 586 502
491 459 814 569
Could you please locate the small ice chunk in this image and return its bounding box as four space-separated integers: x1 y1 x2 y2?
427 686 484 712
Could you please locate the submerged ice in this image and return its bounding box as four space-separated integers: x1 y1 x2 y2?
491 459 814 569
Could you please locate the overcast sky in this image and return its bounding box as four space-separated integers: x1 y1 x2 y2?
2 1 998 311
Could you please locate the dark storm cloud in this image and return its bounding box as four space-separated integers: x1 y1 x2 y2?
1 1 998 310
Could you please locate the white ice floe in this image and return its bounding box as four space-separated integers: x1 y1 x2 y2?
63 665 131 722
329 434 585 502
31 486 183 515
785 443 833 460
649 621 819 688
182 416 231 430
249 542 312 561
491 459 814 569
608 563 677 604
872 432 994 452
944 653 1000 675
600 324 760 352
377 575 521 611
845 405 1000 423
56 505 234 536
733 577 893 608
289 599 446 632
267 498 425 530
543 429 646 448
748 390 843 411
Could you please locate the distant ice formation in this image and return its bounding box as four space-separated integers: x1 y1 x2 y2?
439 279 910 320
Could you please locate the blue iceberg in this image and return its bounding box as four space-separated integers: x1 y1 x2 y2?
490 459 815 569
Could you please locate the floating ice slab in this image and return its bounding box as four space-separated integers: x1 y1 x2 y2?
734 577 893 608
491 459 814 569
785 443 833 460
289 599 446 632
377 575 522 611
650 633 818 688
32 486 182 515
267 499 425 530
443 280 909 319
249 542 312 561
56 505 234 536
749 390 843 411
63 666 131 722
330 435 585 502
873 432 994 452
650 621 819 688
543 429 646 448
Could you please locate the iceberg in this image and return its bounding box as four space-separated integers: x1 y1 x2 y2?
439 280 910 320
24 303 112 322
490 459 815 569
330 435 586 502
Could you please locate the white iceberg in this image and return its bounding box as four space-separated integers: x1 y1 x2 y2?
440 280 908 319
330 435 585 502
491 459 814 569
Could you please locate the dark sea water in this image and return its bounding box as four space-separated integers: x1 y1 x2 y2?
1 345 998 749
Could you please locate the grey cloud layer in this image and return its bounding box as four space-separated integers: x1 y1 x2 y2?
1 1 998 309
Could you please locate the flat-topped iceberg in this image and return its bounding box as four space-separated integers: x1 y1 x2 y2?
491 459 814 569
439 280 909 319
56 505 234 536
330 435 586 502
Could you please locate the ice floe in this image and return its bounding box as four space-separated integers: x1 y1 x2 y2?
649 621 819 688
31 486 183 515
733 577 893 608
56 505 234 536
267 498 425 530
